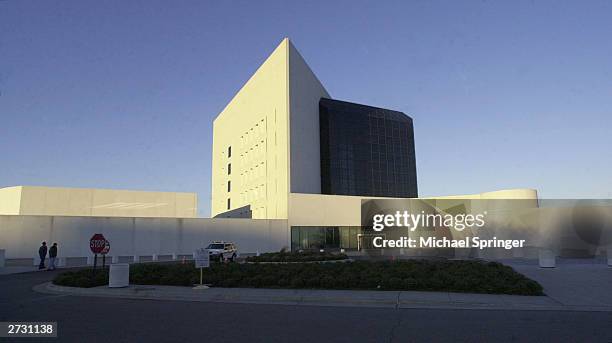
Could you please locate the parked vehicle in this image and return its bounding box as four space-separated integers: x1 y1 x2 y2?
205 241 238 262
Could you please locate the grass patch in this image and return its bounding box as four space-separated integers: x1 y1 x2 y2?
245 250 348 263
53 260 543 295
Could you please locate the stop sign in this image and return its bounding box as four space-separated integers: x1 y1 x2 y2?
101 240 110 255
90 233 107 254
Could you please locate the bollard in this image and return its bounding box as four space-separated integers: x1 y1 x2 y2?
108 263 130 288
172 253 178 260
608 246 612 267
133 255 140 263
400 248 405 255
256 250 260 257
0 249 5 268
111 255 119 264
87 256 94 265
538 249 556 268
152 254 159 261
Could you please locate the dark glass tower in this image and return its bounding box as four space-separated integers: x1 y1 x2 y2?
319 98 417 198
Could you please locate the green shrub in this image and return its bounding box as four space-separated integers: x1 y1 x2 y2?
245 250 348 263
53 269 109 288
52 259 544 296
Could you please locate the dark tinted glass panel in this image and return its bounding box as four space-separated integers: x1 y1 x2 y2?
291 226 361 251
319 98 417 198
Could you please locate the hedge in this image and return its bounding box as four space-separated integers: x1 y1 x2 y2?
245 250 348 263
52 260 543 296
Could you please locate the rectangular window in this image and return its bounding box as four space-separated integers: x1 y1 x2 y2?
227 163 231 175
227 198 231 210
227 180 231 192
228 146 232 158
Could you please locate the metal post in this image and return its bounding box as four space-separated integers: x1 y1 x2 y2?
93 253 98 276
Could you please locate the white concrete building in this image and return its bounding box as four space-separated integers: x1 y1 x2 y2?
0 186 198 218
0 38 542 263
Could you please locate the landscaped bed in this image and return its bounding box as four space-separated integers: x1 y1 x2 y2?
245 250 349 263
53 259 543 295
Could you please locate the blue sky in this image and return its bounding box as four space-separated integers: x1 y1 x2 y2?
1 0 611 216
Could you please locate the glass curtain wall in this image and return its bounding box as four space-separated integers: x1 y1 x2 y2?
291 226 363 251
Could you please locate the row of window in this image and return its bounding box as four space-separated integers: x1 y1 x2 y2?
239 118 266 151
227 145 231 209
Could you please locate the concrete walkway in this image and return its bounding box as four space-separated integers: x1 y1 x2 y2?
34 281 612 312
505 258 612 309
0 266 39 275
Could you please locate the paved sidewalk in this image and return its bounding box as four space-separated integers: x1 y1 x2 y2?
0 266 39 275
505 258 612 308
33 281 612 312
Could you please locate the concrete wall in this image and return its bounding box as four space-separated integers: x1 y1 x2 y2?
288 189 539 227
0 186 22 215
288 40 330 194
211 38 291 219
0 186 197 218
0 215 288 259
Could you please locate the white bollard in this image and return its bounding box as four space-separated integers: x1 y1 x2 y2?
0 249 5 268
111 255 119 263
133 255 140 263
607 246 612 267
152 254 159 261
538 249 556 268
340 248 345 253
400 248 405 255
256 250 260 257
172 253 178 260
108 263 129 288
87 256 94 265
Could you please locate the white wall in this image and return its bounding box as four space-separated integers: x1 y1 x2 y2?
288 40 330 194
0 186 198 218
288 189 540 227
0 186 22 215
0 215 289 259
211 38 290 219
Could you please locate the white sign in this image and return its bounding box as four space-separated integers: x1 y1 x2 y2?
194 248 209 268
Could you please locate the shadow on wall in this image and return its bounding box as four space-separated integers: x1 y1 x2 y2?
0 214 288 259
213 205 252 219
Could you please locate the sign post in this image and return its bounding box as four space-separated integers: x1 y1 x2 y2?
193 248 210 289
89 233 107 275
101 240 110 269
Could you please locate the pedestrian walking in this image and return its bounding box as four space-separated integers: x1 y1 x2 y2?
48 243 58 271
38 242 47 270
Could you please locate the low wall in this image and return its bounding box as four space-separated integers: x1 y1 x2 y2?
0 215 289 259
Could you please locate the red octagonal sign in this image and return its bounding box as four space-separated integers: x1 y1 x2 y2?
90 233 107 254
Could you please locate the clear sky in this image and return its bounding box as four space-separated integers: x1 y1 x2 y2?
1 0 611 217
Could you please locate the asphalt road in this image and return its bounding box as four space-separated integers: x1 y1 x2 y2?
1 271 612 343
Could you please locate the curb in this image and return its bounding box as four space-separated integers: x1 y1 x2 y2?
33 282 612 312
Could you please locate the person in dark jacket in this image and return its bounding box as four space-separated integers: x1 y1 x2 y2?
48 243 58 271
38 242 47 270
